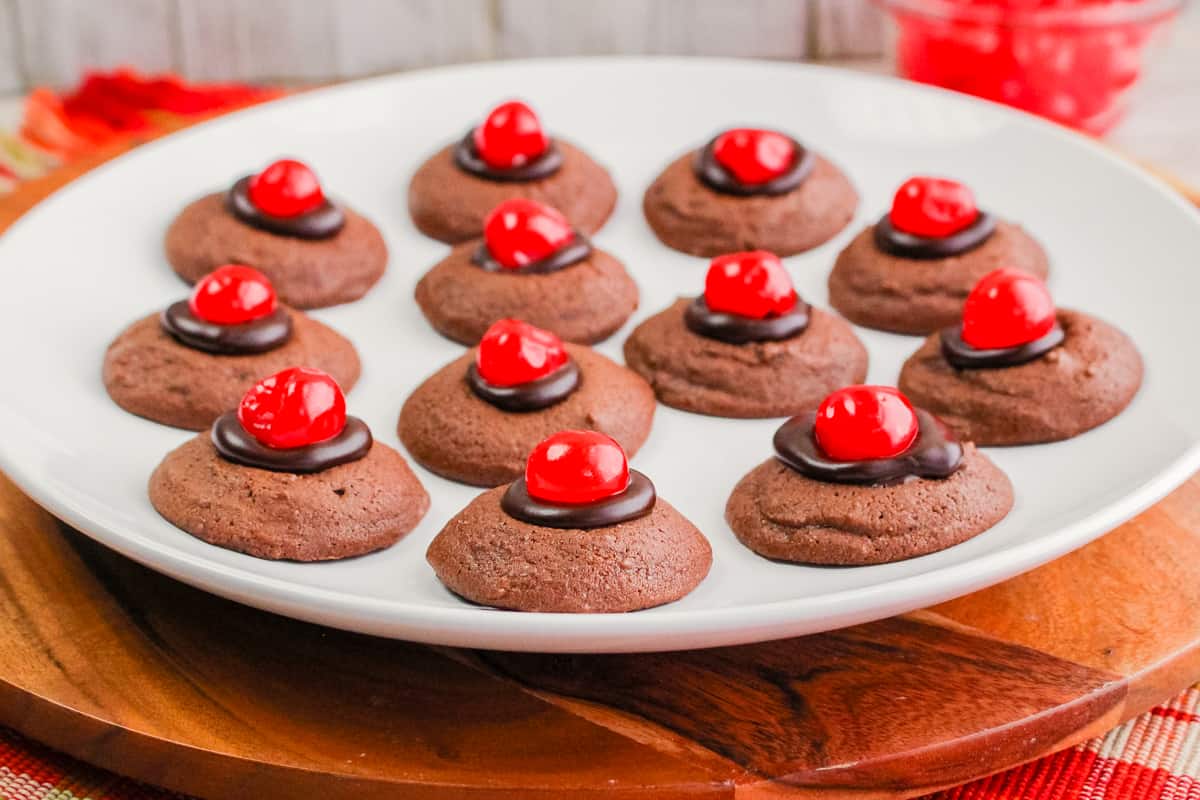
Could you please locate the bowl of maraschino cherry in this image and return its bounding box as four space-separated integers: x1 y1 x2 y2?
875 0 1181 135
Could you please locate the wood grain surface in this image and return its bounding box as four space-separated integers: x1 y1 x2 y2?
2 114 1200 800
3 466 1200 799
3 0 857 89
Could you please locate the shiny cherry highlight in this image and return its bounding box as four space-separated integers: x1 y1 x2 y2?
473 100 549 170
525 430 630 505
247 158 325 217
712 128 796 185
483 198 574 269
889 176 979 238
188 264 277 324
813 385 920 462
477 319 569 387
237 367 347 450
961 268 1057 350
704 250 797 319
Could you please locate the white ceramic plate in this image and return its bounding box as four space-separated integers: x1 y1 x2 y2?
1 58 1197 653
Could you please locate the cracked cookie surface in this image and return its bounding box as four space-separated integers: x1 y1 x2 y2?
149 432 429 561
642 152 857 257
166 193 388 309
726 445 1013 565
408 140 617 244
399 344 655 487
828 220 1049 335
623 298 867 418
415 242 638 345
104 309 360 431
427 485 711 612
898 309 1143 445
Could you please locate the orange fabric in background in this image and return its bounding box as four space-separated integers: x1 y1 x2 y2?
0 68 278 188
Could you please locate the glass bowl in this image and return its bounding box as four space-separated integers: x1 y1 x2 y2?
875 0 1183 134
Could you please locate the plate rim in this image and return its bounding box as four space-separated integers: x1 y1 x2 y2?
2 55 1197 652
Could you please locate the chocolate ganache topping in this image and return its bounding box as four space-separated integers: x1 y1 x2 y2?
693 135 814 197
211 412 373 473
160 300 293 355
226 176 345 239
471 233 592 275
774 409 963 486
684 295 811 345
873 210 997 259
501 470 657 529
467 360 581 412
453 129 564 182
940 321 1065 369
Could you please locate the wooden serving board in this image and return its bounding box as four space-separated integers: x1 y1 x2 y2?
3 134 1200 800
5 470 1200 799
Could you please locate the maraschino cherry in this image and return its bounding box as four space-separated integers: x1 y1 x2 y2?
483 198 574 269
890 177 979 238
704 251 797 319
477 319 569 387
238 367 346 449
248 159 325 217
814 385 920 462
525 430 629 505
473 101 549 170
188 264 277 324
712 129 796 185
960 268 1057 350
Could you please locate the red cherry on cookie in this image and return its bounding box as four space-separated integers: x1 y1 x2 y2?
889 176 979 238
814 385 919 462
473 100 549 170
483 198 574 269
525 430 630 505
961 268 1057 350
248 158 325 217
712 128 796 185
477 319 569 387
704 250 797 319
237 367 346 449
188 264 277 324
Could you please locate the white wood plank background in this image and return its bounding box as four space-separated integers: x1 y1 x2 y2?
0 0 1197 186
174 0 496 82
0 0 21 92
326 0 493 75
176 0 340 82
495 0 809 59
3 0 893 88
813 0 886 57
14 0 177 86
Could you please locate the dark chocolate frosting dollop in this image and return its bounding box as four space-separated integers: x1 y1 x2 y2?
693 135 814 197
466 360 581 412
160 301 293 355
501 470 657 529
873 211 997 260
939 322 1065 369
683 295 810 345
774 409 963 486
211 412 373 474
470 233 592 275
226 176 345 239
453 130 564 182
